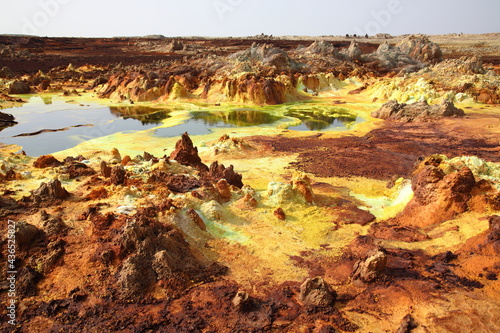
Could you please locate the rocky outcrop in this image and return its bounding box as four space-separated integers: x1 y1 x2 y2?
304 41 339 58
15 221 44 250
169 132 209 172
8 80 31 94
351 248 387 283
118 215 226 299
64 162 96 179
366 41 425 73
487 215 500 254
396 35 443 64
389 156 496 228
372 100 465 122
342 41 362 62
149 171 201 193
229 43 300 73
33 155 63 168
299 277 336 307
166 39 184 52
27 180 70 204
0 110 17 128
206 161 243 188
100 161 112 178
110 166 126 185
0 66 14 78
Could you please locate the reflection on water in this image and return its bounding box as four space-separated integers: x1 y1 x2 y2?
155 109 283 138
41 96 53 105
109 106 170 125
285 106 359 131
192 109 282 127
0 97 169 156
1 97 365 156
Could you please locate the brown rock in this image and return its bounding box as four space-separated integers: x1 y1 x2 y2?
351 248 387 283
86 187 109 200
100 161 112 178
186 208 206 231
169 132 209 172
274 208 286 220
121 155 132 166
0 195 18 210
0 110 17 127
293 179 315 203
110 166 126 185
216 179 232 201
299 276 336 307
143 151 156 161
110 148 121 163
38 79 51 91
395 163 476 228
41 211 66 236
65 162 96 179
149 171 201 193
335 205 376 226
33 155 63 168
118 253 156 299
8 80 30 94
344 41 361 62
0 66 14 78
396 314 418 333
235 193 258 210
486 215 500 254
207 161 243 188
118 215 226 299
232 290 253 311
16 221 43 250
372 100 465 122
31 179 70 202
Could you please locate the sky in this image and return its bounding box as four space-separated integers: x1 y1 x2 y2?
0 0 499 38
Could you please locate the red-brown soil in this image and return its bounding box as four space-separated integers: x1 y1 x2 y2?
251 112 500 180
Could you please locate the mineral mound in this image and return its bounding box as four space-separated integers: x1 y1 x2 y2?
372 99 465 121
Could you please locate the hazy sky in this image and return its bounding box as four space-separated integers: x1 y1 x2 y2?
1 0 499 37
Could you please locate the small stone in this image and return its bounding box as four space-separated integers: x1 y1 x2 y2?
232 290 253 311
299 277 336 307
274 208 286 220
351 248 387 283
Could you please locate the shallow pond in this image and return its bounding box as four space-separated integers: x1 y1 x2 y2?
0 96 364 156
0 97 169 156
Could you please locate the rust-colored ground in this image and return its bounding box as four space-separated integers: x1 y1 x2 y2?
251 111 500 180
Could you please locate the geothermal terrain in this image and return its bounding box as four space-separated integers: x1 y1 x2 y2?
0 33 499 332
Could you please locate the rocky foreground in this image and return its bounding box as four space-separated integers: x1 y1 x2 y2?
0 34 499 332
